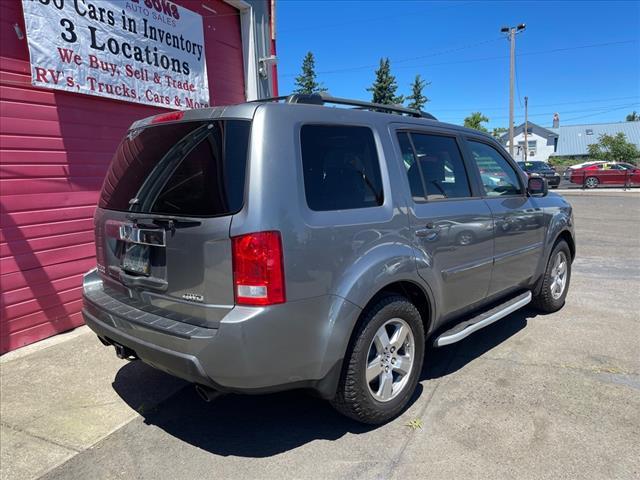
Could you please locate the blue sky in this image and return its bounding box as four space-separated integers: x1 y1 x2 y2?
275 0 640 129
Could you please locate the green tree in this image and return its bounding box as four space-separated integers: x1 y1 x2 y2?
294 52 326 95
367 58 404 105
491 127 508 139
587 132 640 164
406 74 430 110
463 112 490 132
626 111 640 122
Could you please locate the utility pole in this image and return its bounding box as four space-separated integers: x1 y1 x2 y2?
524 96 528 162
501 24 526 157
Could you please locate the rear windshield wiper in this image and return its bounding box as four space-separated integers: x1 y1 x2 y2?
125 214 201 234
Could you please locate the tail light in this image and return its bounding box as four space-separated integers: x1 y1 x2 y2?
232 231 285 306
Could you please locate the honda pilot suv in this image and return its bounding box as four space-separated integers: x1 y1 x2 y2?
83 94 575 424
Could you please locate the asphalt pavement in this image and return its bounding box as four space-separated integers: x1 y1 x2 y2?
2 190 639 480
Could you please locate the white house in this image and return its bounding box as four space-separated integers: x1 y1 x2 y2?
501 120 640 163
501 124 558 162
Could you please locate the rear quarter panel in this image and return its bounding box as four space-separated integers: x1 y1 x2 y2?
229 105 432 369
231 104 423 304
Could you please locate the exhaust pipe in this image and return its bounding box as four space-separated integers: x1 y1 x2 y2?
195 384 223 403
113 342 138 361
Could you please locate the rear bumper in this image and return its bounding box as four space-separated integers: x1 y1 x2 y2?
82 269 360 398
83 306 215 386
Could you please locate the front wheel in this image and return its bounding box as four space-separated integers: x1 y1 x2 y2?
584 176 599 189
331 295 425 424
532 240 572 313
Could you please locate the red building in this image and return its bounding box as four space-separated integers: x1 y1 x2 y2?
0 0 277 353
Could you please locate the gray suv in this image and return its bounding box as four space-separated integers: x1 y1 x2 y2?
83 94 575 424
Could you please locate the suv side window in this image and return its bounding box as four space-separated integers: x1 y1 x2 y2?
301 125 384 211
397 131 471 200
467 140 523 196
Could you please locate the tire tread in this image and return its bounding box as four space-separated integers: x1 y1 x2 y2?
532 240 571 313
331 295 424 424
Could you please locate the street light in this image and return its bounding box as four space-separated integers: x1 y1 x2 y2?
501 23 526 156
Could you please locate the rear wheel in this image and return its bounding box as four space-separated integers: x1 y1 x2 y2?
331 295 425 424
584 176 599 189
532 240 571 313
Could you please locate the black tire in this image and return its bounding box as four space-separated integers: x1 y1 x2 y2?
584 176 599 189
532 240 572 313
331 295 425 424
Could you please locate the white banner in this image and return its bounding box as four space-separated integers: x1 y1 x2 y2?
21 0 210 110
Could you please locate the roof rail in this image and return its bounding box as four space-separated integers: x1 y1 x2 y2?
252 92 437 120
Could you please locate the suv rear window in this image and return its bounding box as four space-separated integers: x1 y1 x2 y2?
99 120 250 217
300 125 384 211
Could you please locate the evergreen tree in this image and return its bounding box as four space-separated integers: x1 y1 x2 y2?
406 74 430 110
367 58 404 105
294 52 326 95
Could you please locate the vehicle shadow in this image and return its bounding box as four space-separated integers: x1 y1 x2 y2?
112 365 397 457
422 307 537 381
111 307 538 458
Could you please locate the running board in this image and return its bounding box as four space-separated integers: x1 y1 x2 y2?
434 291 532 347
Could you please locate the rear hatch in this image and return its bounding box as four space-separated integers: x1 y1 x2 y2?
94 118 250 328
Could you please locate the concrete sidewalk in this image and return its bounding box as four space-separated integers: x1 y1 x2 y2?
0 327 185 480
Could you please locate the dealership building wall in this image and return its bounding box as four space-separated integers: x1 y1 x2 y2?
0 0 277 353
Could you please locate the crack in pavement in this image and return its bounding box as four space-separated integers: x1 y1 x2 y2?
455 353 640 377
380 341 639 478
380 345 460 479
0 422 81 454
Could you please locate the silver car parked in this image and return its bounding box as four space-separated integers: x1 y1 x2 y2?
83 94 575 424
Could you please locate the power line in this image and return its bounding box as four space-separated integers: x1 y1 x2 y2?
561 103 639 122
433 96 640 112
281 39 638 77
390 38 503 66
392 39 637 70
515 53 523 108
281 37 503 77
436 102 640 121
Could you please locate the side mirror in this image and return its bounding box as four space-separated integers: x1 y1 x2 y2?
527 175 548 197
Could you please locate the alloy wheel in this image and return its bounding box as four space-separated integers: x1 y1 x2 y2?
366 318 415 402
585 177 599 188
550 251 568 299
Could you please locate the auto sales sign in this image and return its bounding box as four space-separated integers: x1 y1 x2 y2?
21 0 210 109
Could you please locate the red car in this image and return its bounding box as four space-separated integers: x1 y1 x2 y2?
568 162 640 188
